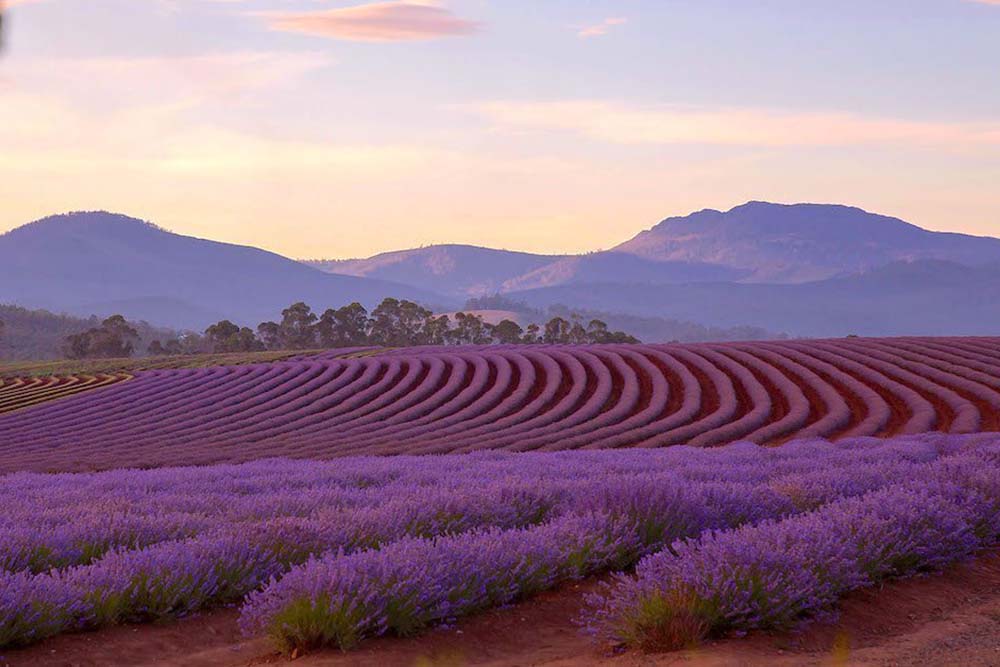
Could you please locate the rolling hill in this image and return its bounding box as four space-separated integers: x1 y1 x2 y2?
307 246 746 298
614 201 1000 283
308 202 1000 297
506 260 1000 337
305 245 561 299
7 203 1000 338
0 212 451 329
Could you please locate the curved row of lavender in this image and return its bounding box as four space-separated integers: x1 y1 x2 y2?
0 374 130 416
1 433 997 650
1 337 999 472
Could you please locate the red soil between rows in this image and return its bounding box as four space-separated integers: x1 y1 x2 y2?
0 374 131 416
8 548 1000 667
739 347 826 444
5 339 1000 473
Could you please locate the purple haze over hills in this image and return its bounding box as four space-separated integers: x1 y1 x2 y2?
311 202 1000 294
614 201 1000 283
3 202 1000 337
0 212 448 329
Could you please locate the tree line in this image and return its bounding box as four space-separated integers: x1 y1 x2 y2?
60 298 640 359
0 305 174 362
196 299 639 354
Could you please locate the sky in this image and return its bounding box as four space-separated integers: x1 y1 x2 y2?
0 0 998 259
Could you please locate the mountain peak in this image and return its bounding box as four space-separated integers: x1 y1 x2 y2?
0 211 449 329
3 211 168 240
614 202 1000 283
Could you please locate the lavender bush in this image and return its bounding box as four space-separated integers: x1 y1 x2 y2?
587 450 1000 650
1 433 997 651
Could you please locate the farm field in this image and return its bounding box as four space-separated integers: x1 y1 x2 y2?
0 373 131 416
0 432 998 661
0 347 376 380
1 337 1000 472
9 545 1000 667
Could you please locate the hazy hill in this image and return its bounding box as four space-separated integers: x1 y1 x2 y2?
507 260 1000 337
614 201 1000 283
310 247 744 298
0 212 450 329
9 203 1000 339
309 202 1000 294
306 245 560 298
498 252 747 292
0 304 175 361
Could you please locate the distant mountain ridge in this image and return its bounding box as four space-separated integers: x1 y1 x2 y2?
6 202 1000 338
0 212 449 329
307 245 562 298
308 202 1000 294
305 248 746 298
614 201 1000 282
505 259 1000 337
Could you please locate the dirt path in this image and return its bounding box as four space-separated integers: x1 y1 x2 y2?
6 550 1000 667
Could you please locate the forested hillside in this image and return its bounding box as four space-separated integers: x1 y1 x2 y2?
0 305 174 361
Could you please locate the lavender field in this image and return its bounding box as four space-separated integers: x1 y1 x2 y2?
4 338 1000 473
2 432 998 654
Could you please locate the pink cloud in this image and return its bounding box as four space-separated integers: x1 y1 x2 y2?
465 100 1000 150
577 17 627 39
260 1 478 43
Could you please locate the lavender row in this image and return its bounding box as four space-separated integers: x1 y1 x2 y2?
235 436 984 652
587 450 1000 650
1 438 930 574
5 339 1000 471
0 482 561 648
0 436 955 648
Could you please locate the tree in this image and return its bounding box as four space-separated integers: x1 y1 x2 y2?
64 331 91 360
99 315 140 356
279 302 318 349
522 323 541 344
567 320 589 344
368 298 432 346
586 319 611 343
63 315 140 359
231 327 262 352
205 320 262 353
316 303 370 348
422 314 451 346
205 320 240 350
542 317 572 344
257 321 282 350
601 330 641 344
449 312 493 345
491 319 523 344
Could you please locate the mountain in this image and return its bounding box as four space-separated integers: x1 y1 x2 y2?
614 201 1000 283
497 252 746 292
0 212 450 329
305 245 561 298
308 246 745 298
506 260 1000 337
8 203 1000 339
309 202 1000 295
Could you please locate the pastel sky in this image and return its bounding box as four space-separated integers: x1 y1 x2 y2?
1 0 998 259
